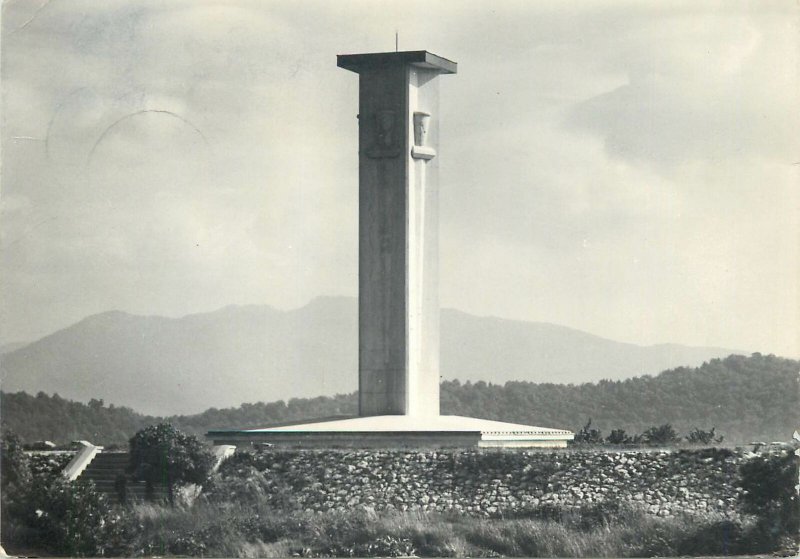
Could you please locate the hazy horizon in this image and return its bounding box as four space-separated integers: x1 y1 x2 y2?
3 1 798 357
1 294 753 355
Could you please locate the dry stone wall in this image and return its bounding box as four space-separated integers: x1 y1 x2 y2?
216 448 743 518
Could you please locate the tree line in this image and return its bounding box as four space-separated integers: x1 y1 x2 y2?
571 419 724 446
1 353 797 445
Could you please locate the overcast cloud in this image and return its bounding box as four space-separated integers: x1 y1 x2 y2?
2 0 798 357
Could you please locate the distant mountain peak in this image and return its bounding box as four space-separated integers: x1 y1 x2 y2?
84 309 134 320
1 299 743 416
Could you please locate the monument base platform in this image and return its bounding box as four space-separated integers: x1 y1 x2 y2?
207 415 574 449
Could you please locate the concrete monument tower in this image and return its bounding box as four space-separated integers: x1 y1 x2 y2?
337 51 455 418
208 51 573 448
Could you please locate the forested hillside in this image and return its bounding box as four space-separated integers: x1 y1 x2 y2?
0 393 160 445
440 353 798 443
2 354 797 445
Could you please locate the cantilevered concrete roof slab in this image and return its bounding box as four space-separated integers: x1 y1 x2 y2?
249 415 570 435
337 50 457 74
208 415 574 448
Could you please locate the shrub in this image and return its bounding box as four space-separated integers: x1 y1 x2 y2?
35 478 109 556
685 427 724 445
1 430 33 525
675 518 746 556
642 423 680 445
739 451 800 552
1 430 33 551
7 473 111 557
1 430 32 491
605 428 632 445
128 423 214 504
328 534 416 557
29 452 73 477
573 419 603 445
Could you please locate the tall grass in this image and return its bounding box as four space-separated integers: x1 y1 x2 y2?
102 501 759 557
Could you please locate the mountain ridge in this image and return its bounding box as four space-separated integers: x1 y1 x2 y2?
0 296 742 416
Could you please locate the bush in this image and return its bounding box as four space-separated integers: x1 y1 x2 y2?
1 430 32 491
128 423 214 504
4 469 111 557
605 428 632 445
685 427 723 445
739 451 800 552
1 430 33 525
327 532 416 557
675 519 746 556
573 419 603 445
642 423 680 445
31 478 110 556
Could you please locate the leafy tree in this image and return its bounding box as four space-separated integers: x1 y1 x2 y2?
605 428 631 445
24 476 110 557
128 423 214 504
1 429 31 492
88 398 104 411
685 427 723 445
1 428 33 549
573 419 603 445
642 424 680 445
2 430 109 557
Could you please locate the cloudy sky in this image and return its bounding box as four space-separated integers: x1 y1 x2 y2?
2 0 798 357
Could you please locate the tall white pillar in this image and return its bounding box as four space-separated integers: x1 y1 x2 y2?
337 51 457 417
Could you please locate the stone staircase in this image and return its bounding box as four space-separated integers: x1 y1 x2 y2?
77 452 168 505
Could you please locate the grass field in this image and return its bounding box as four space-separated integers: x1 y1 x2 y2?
89 500 765 558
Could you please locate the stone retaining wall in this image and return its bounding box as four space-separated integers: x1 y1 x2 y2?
216 447 743 518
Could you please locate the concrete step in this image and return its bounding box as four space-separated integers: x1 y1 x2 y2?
83 471 126 480
80 453 129 477
86 462 130 470
87 454 130 465
76 452 170 505
79 480 169 504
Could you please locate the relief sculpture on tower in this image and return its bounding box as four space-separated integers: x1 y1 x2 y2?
365 108 402 159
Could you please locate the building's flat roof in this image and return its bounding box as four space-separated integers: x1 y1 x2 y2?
337 51 457 74
222 414 572 437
